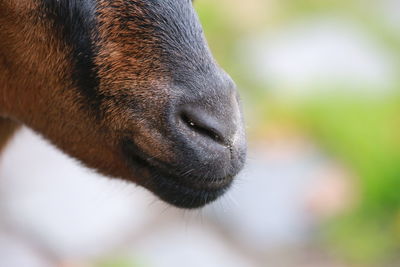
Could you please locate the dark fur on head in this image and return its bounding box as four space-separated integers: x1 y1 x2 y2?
0 0 246 208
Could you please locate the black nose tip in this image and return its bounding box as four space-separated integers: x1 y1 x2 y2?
179 106 232 146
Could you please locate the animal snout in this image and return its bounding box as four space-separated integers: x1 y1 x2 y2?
122 83 246 208
168 88 246 184
137 88 247 209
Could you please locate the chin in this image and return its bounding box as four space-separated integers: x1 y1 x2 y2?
121 139 243 209
149 170 233 209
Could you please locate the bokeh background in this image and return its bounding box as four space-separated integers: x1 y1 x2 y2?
1 0 400 266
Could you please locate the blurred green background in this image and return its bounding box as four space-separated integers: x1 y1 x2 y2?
196 0 400 265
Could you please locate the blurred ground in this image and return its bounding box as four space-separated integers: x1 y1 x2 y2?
0 127 349 267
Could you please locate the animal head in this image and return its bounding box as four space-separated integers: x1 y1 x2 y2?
0 0 246 208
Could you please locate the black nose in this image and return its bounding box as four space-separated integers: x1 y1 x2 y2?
180 106 229 146
177 95 240 150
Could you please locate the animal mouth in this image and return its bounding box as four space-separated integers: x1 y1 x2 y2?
151 172 232 209
122 140 232 209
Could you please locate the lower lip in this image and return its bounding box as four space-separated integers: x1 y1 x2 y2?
151 173 231 209
122 140 232 208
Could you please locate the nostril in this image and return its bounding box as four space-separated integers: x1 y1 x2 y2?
180 111 225 145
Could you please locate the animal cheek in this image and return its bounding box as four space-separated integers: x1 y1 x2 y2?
132 129 175 164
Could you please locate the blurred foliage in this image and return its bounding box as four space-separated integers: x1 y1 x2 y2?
293 95 400 265
196 0 400 265
96 256 146 267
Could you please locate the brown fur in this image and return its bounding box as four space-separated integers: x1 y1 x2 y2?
0 118 19 153
0 0 131 179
